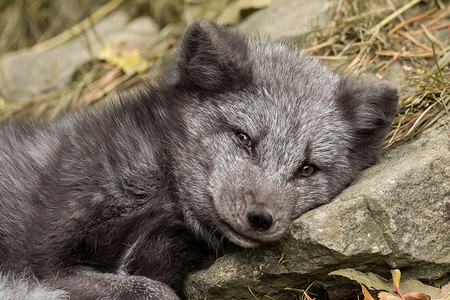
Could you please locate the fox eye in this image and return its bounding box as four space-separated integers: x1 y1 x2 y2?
295 163 316 178
236 132 252 149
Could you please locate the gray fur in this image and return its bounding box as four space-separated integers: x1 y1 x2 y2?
0 273 69 300
0 19 398 299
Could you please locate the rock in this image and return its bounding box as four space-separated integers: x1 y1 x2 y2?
185 126 450 300
0 12 158 100
238 0 337 40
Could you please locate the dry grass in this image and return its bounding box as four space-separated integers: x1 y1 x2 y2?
0 0 448 148
0 0 112 54
302 0 449 148
0 36 177 121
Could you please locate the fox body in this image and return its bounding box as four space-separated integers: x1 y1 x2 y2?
0 20 398 299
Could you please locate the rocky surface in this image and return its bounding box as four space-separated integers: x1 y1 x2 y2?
185 2 449 298
0 12 158 99
185 126 450 299
238 0 337 40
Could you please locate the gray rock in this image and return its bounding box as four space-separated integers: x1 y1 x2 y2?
0 12 158 100
238 0 337 40
185 126 450 300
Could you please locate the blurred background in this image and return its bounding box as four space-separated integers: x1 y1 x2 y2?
0 0 448 148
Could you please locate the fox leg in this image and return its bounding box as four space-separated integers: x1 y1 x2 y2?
48 267 179 300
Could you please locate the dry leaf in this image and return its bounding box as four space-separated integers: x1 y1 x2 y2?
329 269 441 297
329 269 394 292
379 291 403 300
403 291 431 300
361 283 377 300
431 283 450 300
379 291 432 300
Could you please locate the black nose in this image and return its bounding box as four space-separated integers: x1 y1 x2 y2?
247 208 273 231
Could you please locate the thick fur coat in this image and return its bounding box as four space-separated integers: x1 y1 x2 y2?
0 19 398 299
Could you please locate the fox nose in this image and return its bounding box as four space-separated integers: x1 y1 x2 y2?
247 208 273 231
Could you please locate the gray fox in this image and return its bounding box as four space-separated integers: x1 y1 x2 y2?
0 19 398 299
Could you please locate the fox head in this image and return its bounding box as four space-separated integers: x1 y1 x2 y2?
166 19 398 248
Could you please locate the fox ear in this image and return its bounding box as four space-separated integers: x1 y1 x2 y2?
336 78 399 167
172 19 251 91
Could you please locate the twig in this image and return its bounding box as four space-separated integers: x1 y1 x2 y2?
304 38 337 53
425 7 450 27
368 0 422 34
353 49 371 73
337 38 357 57
343 32 375 73
344 48 366 73
313 55 350 60
396 29 432 51
409 22 450 35
77 67 122 107
388 7 438 35
378 51 401 72
376 49 434 57
405 102 437 136
385 113 407 148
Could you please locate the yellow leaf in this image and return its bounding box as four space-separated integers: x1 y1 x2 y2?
118 50 148 74
98 45 115 61
99 44 148 74
391 269 404 299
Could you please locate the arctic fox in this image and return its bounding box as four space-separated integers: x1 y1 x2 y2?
0 19 398 299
